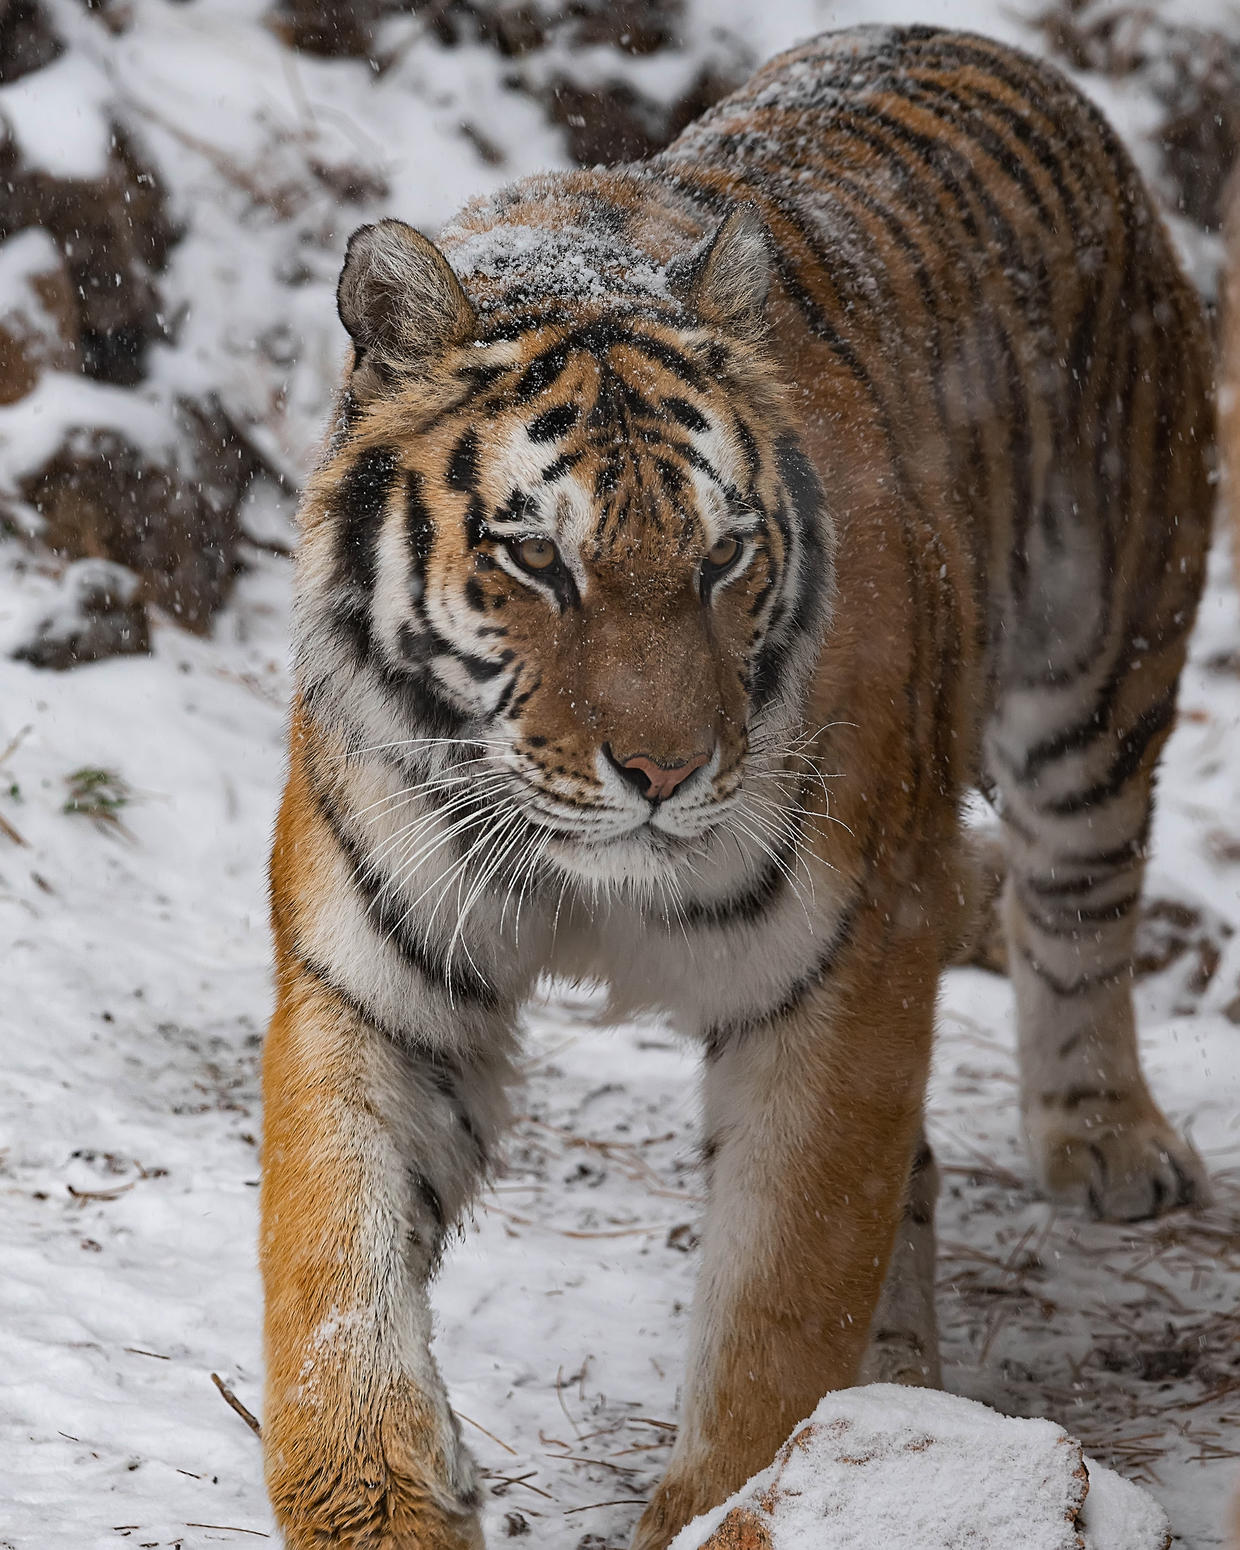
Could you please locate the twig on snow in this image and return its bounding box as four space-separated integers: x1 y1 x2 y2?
0 809 27 846
454 1408 517 1456
186 1525 269 1539
563 1498 648 1514
211 1372 262 1438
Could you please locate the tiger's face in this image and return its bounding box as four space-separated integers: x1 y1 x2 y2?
304 215 832 889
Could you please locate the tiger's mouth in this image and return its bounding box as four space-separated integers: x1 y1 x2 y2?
540 821 709 889
506 780 736 893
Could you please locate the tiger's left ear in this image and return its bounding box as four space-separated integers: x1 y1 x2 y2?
337 219 475 386
669 205 771 339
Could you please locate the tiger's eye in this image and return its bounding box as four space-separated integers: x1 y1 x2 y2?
706 536 741 570
515 536 558 572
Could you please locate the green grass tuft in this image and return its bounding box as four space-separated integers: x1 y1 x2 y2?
62 767 132 825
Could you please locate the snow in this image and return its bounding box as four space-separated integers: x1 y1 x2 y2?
1082 1464 1174 1550
666 1385 1169 1550
2 3 1240 1549
0 228 65 298
0 375 181 498
446 223 673 307
0 47 113 180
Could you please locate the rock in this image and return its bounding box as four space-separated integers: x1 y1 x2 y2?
267 0 392 57
0 111 176 385
0 228 78 402
695 1508 772 1550
18 397 260 633
1076 1465 1173 1550
286 0 743 166
12 556 149 669
0 4 254 637
0 0 62 85
672 1386 1170 1550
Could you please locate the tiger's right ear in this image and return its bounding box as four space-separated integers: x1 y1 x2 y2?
337 219 475 383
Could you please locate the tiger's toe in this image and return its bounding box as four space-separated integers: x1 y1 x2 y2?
1026 1095 1211 1221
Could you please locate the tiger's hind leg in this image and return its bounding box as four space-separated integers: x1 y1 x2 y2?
988 634 1210 1221
984 209 1215 1223
858 1127 941 1388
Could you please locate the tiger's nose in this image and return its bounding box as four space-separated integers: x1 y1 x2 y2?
604 743 711 802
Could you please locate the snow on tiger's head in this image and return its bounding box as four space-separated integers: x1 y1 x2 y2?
293 211 834 884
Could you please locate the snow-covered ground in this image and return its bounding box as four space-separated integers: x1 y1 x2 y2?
2 2 1240 1548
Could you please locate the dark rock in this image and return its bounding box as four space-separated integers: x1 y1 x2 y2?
19 397 260 632
0 228 79 402
543 64 737 167
0 0 62 84
565 0 684 55
268 0 392 57
13 557 150 669
476 4 546 58
0 120 176 385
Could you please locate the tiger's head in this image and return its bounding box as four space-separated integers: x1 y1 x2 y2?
298 205 833 891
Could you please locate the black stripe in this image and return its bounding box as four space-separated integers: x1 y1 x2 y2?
540 449 585 483
411 1170 446 1232
296 940 491 1182
1039 690 1175 817
447 429 480 491
1016 885 1140 937
418 1055 489 1170
454 361 509 396
704 895 859 1057
732 413 761 493
322 591 470 741
293 943 410 1046
304 760 501 1010
527 403 579 442
336 446 399 594
1038 1085 1126 1112
654 458 687 496
1011 669 1124 784
1018 943 1129 997
750 438 829 710
663 396 709 434
513 339 574 403
679 809 807 929
406 470 435 588
438 645 509 684
1022 863 1140 899
399 616 510 688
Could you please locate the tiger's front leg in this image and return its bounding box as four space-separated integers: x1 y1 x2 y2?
261 957 513 1550
633 915 938 1550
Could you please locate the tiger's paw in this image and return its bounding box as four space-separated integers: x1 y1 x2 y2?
1025 1092 1212 1221
272 1474 483 1550
857 1327 941 1389
266 1397 484 1550
632 1465 735 1550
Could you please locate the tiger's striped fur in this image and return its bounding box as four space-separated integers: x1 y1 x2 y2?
261 25 1214 1549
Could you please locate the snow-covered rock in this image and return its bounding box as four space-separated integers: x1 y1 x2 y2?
671 1387 1170 1550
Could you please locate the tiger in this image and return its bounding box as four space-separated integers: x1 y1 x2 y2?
260 23 1214 1550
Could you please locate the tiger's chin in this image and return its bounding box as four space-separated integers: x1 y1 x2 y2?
543 822 712 895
